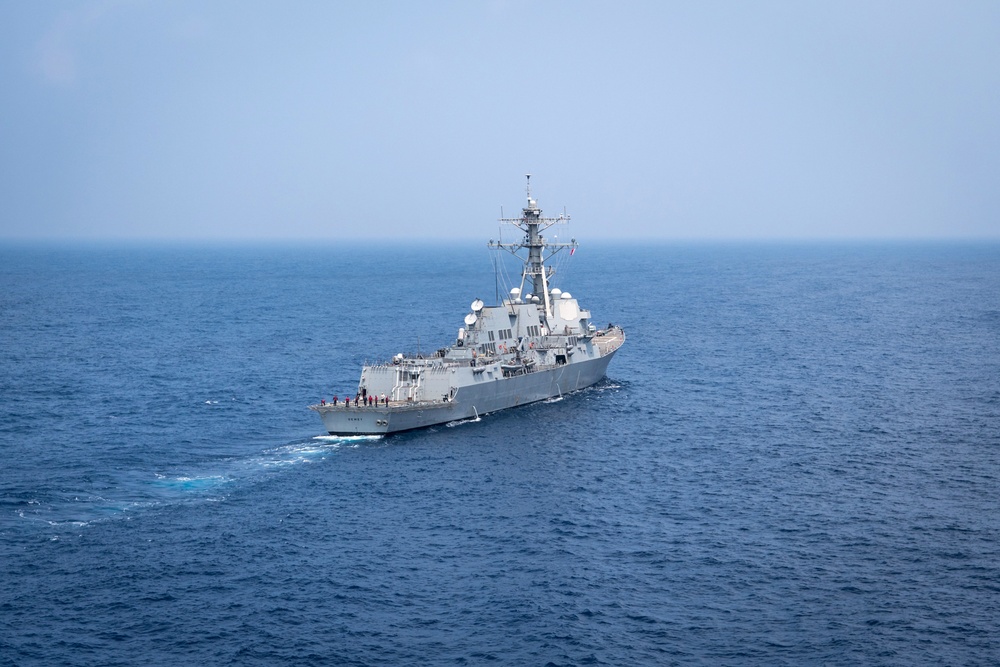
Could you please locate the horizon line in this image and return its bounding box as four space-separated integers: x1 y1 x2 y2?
2 235 1000 246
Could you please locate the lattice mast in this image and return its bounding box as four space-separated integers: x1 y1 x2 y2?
488 174 577 321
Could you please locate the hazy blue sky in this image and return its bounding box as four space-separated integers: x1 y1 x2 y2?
2 1 998 241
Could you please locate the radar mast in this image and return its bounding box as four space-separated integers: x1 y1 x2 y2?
489 175 577 321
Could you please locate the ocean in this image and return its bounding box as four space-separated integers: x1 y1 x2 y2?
1 241 998 666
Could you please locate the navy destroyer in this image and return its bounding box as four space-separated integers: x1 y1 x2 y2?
309 176 625 435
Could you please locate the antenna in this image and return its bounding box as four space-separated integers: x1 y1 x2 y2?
525 173 532 202
496 205 503 304
491 251 499 304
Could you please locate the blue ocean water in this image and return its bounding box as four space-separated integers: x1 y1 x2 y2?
1 241 999 666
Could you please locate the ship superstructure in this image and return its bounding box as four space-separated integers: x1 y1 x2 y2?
309 176 625 435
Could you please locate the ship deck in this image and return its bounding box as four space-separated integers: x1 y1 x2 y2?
593 326 626 355
309 398 452 414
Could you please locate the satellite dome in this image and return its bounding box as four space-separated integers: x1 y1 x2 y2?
561 292 572 300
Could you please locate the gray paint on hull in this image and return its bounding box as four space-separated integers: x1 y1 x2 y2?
317 350 616 435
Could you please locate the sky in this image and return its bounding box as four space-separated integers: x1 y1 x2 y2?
1 1 998 242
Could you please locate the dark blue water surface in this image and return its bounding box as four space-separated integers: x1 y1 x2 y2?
2 241 999 666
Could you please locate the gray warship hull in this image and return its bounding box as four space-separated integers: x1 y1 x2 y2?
309 176 625 436
311 328 623 435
